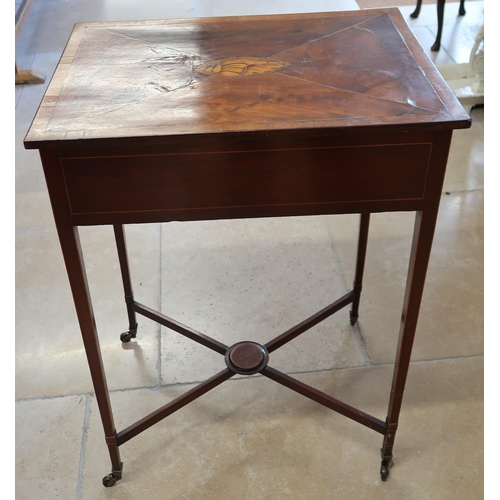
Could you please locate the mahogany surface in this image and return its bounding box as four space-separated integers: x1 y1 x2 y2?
24 8 471 485
25 9 469 150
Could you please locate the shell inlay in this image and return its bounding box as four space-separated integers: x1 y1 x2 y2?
194 57 289 77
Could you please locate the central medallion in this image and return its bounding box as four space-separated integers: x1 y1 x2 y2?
194 57 289 77
225 341 269 375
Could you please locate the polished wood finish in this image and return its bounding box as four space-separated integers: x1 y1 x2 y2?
60 142 432 224
116 369 234 446
25 9 470 485
225 342 270 375
229 344 265 370
265 291 355 354
25 9 469 149
350 213 370 325
262 366 387 434
113 225 137 336
132 301 228 355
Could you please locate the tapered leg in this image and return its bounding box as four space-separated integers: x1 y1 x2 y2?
55 225 123 478
379 130 453 481
459 0 466 16
350 213 370 325
114 224 138 343
410 0 422 19
380 210 441 480
431 0 446 51
40 150 123 484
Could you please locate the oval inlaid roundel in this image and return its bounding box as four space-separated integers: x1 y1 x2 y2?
194 57 289 77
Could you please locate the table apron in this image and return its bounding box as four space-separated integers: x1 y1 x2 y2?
59 142 432 224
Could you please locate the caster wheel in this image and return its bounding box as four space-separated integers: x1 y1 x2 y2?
381 464 389 481
102 474 119 487
120 331 134 343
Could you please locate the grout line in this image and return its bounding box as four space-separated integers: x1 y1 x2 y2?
75 394 92 500
352 322 373 366
321 215 349 293
14 352 483 403
104 352 486 390
157 223 163 388
443 188 484 195
15 225 56 233
16 392 100 403
321 215 373 366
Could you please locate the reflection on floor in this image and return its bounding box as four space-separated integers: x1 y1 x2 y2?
15 1 483 499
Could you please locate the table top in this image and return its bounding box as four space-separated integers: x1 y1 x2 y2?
24 9 470 150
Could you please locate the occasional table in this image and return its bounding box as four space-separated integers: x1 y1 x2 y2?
24 9 471 486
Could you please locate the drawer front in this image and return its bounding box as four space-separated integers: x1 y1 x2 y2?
62 143 431 217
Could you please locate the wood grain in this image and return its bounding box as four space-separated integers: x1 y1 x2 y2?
24 9 470 149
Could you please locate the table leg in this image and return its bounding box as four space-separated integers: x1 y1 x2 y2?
58 224 123 481
459 0 466 16
379 130 452 481
431 0 446 51
410 0 423 19
380 210 440 480
40 151 123 484
113 224 138 343
350 213 370 325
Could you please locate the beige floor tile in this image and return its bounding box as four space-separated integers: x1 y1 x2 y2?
15 53 69 229
15 135 46 195
15 54 35 107
15 0 195 56
16 224 160 399
79 356 482 499
194 0 359 17
398 2 484 29
437 21 484 64
159 217 366 385
398 3 484 63
414 190 483 358
405 26 457 65
325 190 483 364
16 395 86 499
443 112 484 192
471 105 483 127
15 52 61 131
15 188 55 230
15 140 54 229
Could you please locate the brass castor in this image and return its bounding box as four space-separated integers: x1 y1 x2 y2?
380 453 393 481
120 324 138 343
380 464 390 481
120 331 134 343
102 463 123 487
102 473 119 487
349 311 358 326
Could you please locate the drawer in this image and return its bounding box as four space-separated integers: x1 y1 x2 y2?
61 143 431 218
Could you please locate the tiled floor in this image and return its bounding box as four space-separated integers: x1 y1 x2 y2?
15 1 484 499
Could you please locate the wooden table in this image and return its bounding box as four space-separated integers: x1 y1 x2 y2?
24 9 471 486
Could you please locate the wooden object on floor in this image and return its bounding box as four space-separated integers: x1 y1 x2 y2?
15 0 45 85
24 9 471 486
411 0 466 51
